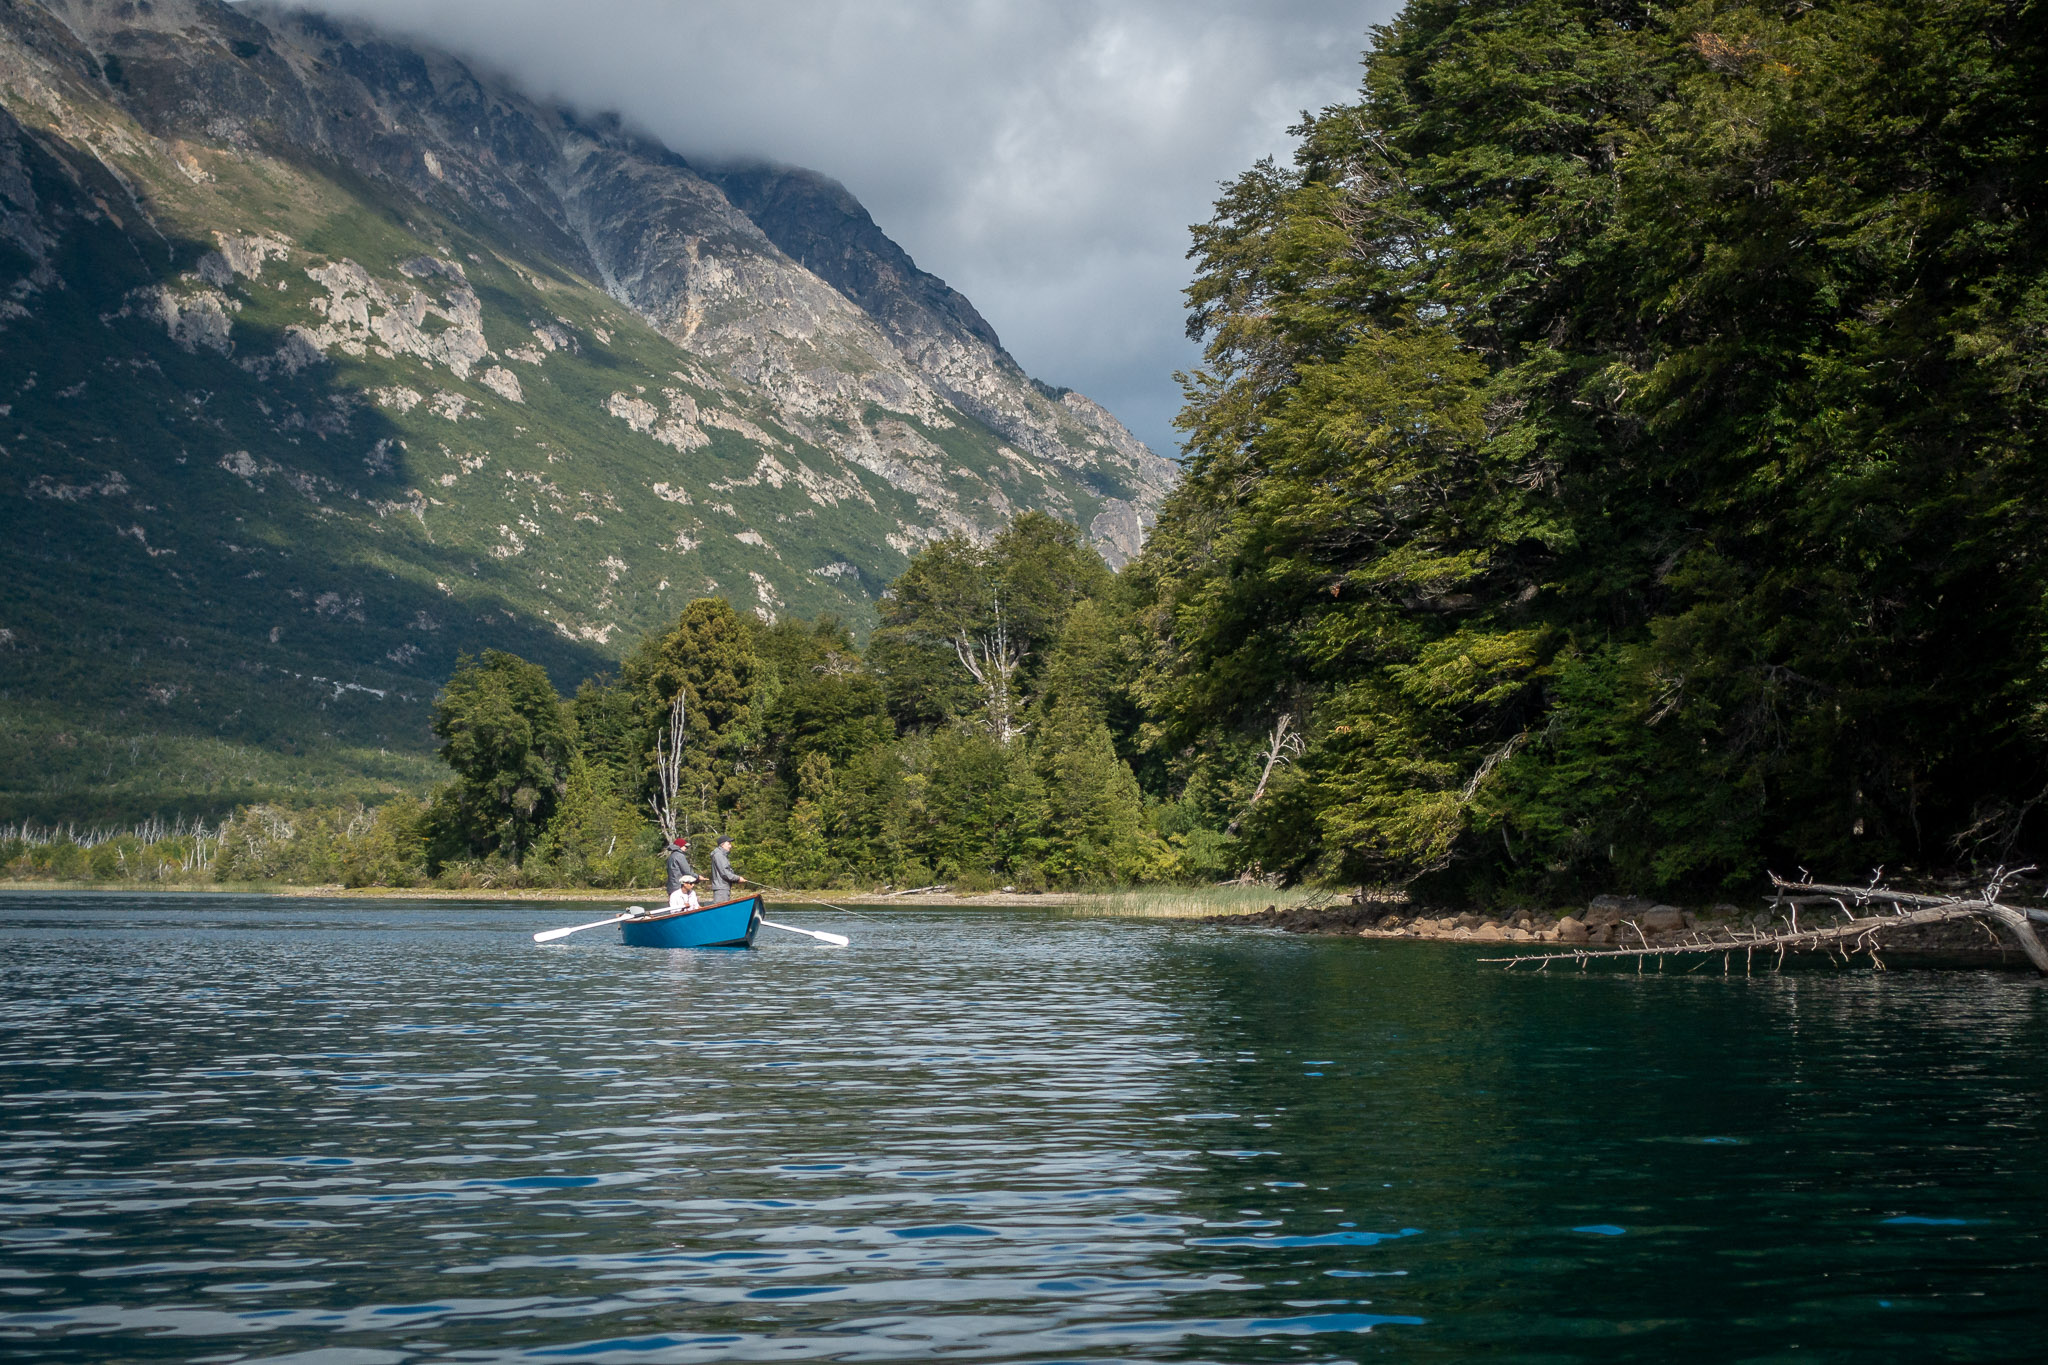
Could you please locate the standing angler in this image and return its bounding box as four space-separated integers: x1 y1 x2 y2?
665 836 699 911
710 835 749 903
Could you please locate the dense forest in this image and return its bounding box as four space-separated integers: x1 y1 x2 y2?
7 0 2044 900
416 512 1181 891
1140 0 2047 896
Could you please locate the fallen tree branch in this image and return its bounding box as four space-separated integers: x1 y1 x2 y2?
1780 879 2048 926
1481 902 1981 969
1770 872 2048 970
1481 873 2048 975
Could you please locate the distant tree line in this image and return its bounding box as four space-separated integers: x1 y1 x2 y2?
418 512 1197 891
1 514 1214 893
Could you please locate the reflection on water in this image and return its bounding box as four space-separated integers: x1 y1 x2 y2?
0 893 2042 1362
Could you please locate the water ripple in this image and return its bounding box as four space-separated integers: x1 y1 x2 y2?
2 893 2044 1361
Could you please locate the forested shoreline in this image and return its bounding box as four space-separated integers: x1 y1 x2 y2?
3 515 1199 893
8 0 2044 903
1141 0 2046 898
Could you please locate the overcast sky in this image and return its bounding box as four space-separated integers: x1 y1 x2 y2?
309 0 1396 458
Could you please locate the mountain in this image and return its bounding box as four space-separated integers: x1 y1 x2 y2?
0 0 1177 820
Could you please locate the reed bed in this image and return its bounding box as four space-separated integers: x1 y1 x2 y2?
1061 884 1322 919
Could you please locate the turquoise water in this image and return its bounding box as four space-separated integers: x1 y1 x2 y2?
1 894 2043 1362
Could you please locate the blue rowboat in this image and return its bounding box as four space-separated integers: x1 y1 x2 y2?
619 894 762 949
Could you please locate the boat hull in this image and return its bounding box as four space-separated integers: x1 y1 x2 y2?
618 895 762 949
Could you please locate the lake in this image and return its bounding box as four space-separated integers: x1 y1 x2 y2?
1 893 2043 1362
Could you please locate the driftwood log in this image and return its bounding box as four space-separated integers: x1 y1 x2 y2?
1480 872 2048 975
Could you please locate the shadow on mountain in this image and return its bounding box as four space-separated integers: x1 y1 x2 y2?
0 118 612 822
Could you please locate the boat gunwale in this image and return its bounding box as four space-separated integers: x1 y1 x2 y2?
626 893 763 926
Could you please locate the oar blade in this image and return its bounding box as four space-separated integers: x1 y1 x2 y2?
533 911 633 943
759 918 849 948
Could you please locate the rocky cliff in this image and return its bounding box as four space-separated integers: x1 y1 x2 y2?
702 162 1165 559
0 0 1176 818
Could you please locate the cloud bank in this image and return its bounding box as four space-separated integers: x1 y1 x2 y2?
305 0 1394 457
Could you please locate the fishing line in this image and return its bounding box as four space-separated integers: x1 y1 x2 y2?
755 884 885 924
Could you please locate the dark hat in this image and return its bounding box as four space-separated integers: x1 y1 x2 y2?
716 834 733 845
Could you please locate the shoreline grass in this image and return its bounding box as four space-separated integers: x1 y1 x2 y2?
1057 884 1343 919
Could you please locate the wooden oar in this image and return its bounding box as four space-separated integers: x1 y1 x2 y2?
758 918 849 948
533 910 639 943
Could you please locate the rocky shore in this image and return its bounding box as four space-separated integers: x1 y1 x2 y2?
1222 894 2041 967
1220 894 1711 944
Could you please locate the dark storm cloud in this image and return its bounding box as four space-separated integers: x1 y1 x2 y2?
309 0 1395 456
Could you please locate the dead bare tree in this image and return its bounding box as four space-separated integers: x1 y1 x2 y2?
648 688 687 842
1227 712 1304 836
950 592 1026 746
1481 868 2048 975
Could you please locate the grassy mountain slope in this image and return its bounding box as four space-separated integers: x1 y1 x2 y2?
0 0 1176 821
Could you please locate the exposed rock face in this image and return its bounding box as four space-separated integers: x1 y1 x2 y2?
705 162 1176 564
0 0 1177 811
14 0 1173 560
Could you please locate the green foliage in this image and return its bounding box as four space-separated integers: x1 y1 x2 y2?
0 820 218 885
430 651 577 863
466 522 1199 891
569 676 643 800
347 800 427 887
1136 0 2048 894
0 515 1230 890
209 800 428 886
775 753 841 887
526 758 656 888
1035 701 1170 884
916 727 1045 880
618 597 762 834
876 512 1114 742
868 628 977 732
753 617 894 774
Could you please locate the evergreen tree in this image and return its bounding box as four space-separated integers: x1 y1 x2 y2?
1036 700 1167 885
1142 0 2048 892
778 752 840 887
1034 596 1127 728
429 651 577 863
833 738 929 884
879 512 1114 743
569 673 641 798
530 757 653 887
410 515 1194 890
621 598 762 834
754 616 894 776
